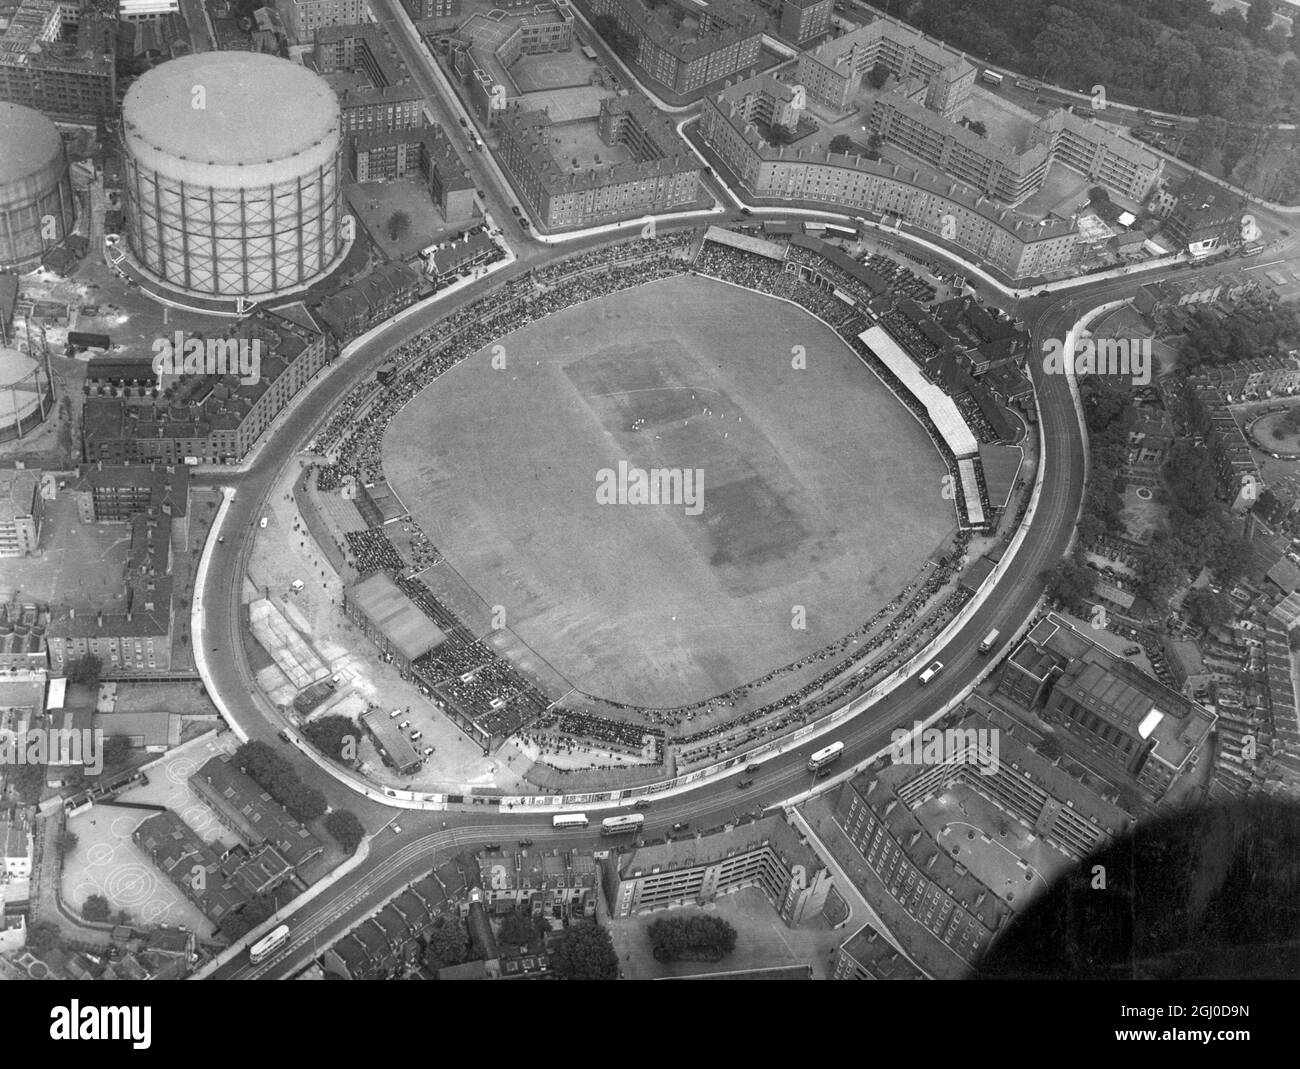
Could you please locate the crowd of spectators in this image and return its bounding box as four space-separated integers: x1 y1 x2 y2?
343 529 404 575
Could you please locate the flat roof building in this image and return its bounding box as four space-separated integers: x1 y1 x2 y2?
189 755 324 870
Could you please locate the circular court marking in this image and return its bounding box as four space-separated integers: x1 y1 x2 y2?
105 864 159 907
142 900 170 923
87 843 115 866
111 816 137 839
182 804 216 830
167 757 199 784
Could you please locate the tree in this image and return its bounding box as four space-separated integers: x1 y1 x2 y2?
647 914 738 961
82 894 112 923
304 715 359 764
101 735 132 771
424 915 469 971
56 829 79 859
828 134 855 154
385 210 411 242
25 920 60 956
1182 587 1234 631
497 909 537 948
65 653 102 685
866 60 890 89
12 762 45 806
966 119 987 137
324 809 365 854
553 920 618 980
1042 558 1097 615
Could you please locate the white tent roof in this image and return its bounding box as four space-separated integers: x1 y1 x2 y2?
858 325 979 457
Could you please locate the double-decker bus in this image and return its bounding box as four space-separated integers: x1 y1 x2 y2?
553 812 589 829
249 924 290 964
807 741 844 773
824 224 858 240
981 69 1004 86
600 814 645 836
803 221 827 234
1148 118 1175 129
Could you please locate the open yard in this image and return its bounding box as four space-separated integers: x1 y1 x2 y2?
382 275 953 709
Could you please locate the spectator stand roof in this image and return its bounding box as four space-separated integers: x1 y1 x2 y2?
704 226 785 261
978 443 1024 510
957 457 984 526
858 325 979 457
348 572 446 661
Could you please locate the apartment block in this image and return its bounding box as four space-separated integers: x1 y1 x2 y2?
601 814 830 924
496 97 701 230
585 0 762 94
0 0 117 122
698 74 1080 279
0 469 43 557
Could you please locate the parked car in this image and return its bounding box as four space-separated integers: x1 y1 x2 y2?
389 709 402 719
737 778 754 789
518 839 534 848
744 763 761 774
483 843 501 852
399 720 411 729
633 799 651 809
511 205 522 215
519 218 531 230
671 822 690 833
421 747 434 756
458 117 467 127
409 730 423 742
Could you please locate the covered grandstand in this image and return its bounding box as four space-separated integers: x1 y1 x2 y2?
857 325 979 457
957 457 984 527
361 707 421 775
345 572 446 669
703 225 785 261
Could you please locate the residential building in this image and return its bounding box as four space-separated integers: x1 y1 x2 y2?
132 811 254 934
0 0 117 122
1165 175 1246 257
496 97 701 230
832 925 926 979
81 313 336 465
313 261 425 341
601 813 831 923
347 123 475 219
275 0 368 43
777 0 831 44
1 817 33 879
402 0 460 17
0 469 43 557
585 0 762 94
189 755 325 870
698 74 1080 279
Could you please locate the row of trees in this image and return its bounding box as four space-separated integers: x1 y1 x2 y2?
233 741 328 823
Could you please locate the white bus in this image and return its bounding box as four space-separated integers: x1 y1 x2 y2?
249 924 290 964
553 812 589 829
803 221 827 234
981 69 1004 86
824 224 858 240
600 814 645 836
808 741 844 773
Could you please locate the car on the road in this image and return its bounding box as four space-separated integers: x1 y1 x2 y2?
1123 646 1142 656
737 778 754 789
399 720 411 729
632 799 652 809
739 206 753 216
511 205 522 216
918 660 944 684
744 763 761 774
277 730 290 742
392 825 401 834
217 536 225 544
518 838 534 848
671 822 690 833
